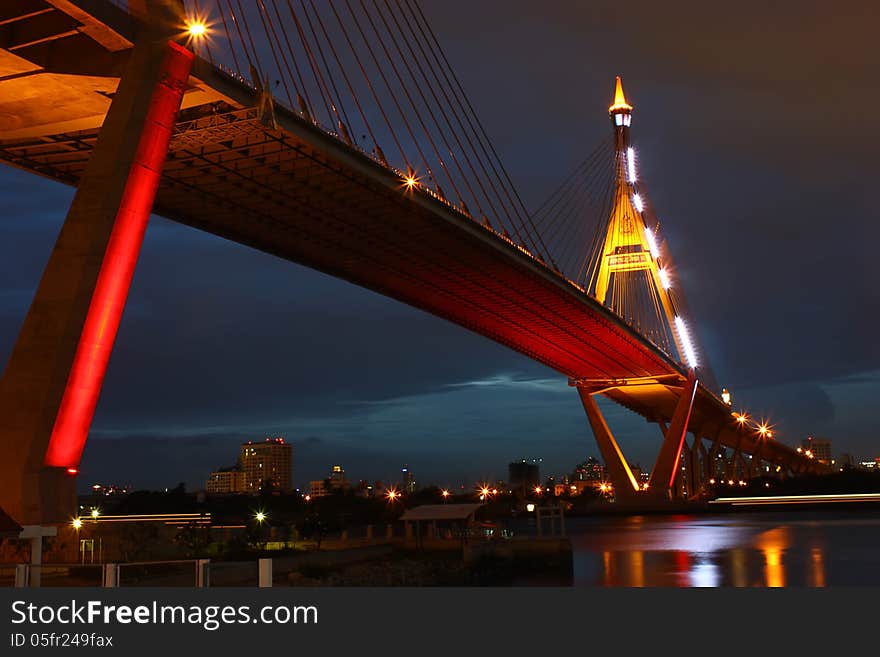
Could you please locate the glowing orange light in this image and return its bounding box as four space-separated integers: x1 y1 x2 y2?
608 75 633 113
385 488 399 501
534 486 543 494
72 518 82 529
186 21 207 37
441 489 450 498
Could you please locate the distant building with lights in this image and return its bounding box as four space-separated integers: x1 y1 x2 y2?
206 467 244 494
88 483 132 497
309 465 351 498
329 464 349 491
239 437 292 494
509 459 541 494
801 437 832 464
401 466 416 494
309 480 329 498
572 456 605 482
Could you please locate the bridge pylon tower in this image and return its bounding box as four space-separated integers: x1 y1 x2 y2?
574 77 701 503
592 77 694 368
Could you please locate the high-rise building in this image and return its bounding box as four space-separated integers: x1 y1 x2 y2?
239 437 292 494
401 466 416 494
329 464 349 491
509 459 541 493
801 437 832 464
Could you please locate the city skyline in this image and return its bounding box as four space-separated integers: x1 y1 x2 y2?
1 0 877 494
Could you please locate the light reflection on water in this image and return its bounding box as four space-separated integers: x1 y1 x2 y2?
567 511 880 587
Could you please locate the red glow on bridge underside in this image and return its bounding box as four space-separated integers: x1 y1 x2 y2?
43 41 194 469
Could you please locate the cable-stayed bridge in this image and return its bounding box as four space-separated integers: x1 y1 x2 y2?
0 0 825 525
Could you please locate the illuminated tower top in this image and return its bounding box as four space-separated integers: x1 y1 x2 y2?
608 76 632 127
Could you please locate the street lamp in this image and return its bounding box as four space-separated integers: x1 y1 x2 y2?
255 511 266 524
90 508 100 521
72 518 82 530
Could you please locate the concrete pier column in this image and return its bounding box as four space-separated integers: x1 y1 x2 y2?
576 388 640 499
648 372 698 499
0 1 192 524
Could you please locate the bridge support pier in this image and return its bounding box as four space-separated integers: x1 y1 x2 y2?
0 1 191 525
576 389 641 500
647 371 698 500
577 371 698 503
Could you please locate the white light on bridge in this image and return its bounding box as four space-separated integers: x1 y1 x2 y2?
632 193 644 213
658 267 671 289
627 147 637 183
674 315 699 369
644 226 660 258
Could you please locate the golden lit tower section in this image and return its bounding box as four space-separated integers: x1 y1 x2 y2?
591 77 697 369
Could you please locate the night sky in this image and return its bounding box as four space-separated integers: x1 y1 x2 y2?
1 1 877 492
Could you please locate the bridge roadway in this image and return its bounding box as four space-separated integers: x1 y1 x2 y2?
0 0 822 478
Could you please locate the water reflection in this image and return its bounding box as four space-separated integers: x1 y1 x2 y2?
755 527 790 588
688 555 720 587
810 548 826 588
728 548 748 587
569 511 872 587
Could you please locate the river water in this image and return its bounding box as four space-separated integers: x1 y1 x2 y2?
564 510 880 587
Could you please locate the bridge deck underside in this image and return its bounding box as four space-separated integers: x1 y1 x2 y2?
604 384 800 467
0 107 679 385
